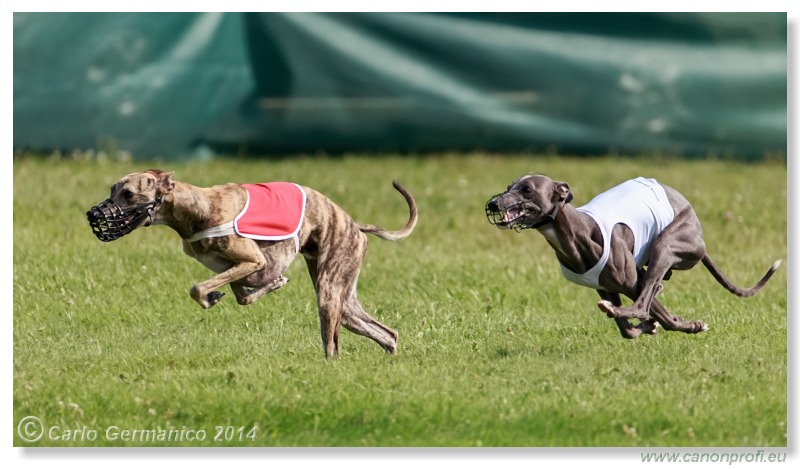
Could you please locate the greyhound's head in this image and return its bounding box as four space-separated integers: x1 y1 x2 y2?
485 173 573 231
86 169 175 242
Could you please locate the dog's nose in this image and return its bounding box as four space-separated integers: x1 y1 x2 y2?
487 198 500 212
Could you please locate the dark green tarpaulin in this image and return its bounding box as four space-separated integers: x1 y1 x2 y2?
13 12 787 159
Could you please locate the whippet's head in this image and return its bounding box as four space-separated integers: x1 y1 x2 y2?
485 173 573 231
86 169 175 242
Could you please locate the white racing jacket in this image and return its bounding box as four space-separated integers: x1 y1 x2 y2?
559 177 675 290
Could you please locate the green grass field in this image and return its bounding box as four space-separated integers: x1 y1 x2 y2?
13 154 787 447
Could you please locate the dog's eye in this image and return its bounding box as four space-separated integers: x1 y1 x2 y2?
122 190 134 199
522 186 533 194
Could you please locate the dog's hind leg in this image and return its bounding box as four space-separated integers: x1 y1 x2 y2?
309 253 350 359
342 289 399 354
308 230 398 358
304 256 339 358
598 204 708 333
315 278 345 359
338 235 398 354
650 298 708 333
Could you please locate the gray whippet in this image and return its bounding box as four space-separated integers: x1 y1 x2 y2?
485 174 780 339
87 169 417 358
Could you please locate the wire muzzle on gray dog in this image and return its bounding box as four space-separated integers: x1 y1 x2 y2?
484 193 556 231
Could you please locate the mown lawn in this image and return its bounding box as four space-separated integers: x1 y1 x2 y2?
12 153 787 447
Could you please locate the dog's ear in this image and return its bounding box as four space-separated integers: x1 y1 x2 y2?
554 181 573 204
146 169 176 194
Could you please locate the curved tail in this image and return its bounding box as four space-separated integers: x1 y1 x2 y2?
357 180 418 241
702 255 781 298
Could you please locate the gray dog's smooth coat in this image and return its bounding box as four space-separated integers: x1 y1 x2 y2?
92 170 417 358
486 174 780 338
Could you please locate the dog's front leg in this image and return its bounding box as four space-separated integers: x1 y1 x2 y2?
598 290 647 339
190 238 267 309
229 238 297 305
231 276 289 305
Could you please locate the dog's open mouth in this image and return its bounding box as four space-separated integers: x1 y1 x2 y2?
490 207 527 228
485 197 527 228
502 206 526 224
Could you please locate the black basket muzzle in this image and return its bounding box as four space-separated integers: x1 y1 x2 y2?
86 198 159 242
485 192 555 231
485 193 512 226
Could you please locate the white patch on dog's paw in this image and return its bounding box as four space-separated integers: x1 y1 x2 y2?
597 300 616 317
640 321 659 335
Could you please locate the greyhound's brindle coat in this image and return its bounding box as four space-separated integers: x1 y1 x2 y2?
88 170 417 358
486 174 780 339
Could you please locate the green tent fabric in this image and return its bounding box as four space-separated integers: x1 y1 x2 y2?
13 12 787 159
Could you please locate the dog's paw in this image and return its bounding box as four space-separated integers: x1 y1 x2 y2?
191 285 224 309
597 300 617 318
639 320 659 335
382 340 398 355
206 291 225 307
260 276 289 296
273 276 289 289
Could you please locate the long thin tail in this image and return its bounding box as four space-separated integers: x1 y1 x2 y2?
702 255 781 298
357 180 418 241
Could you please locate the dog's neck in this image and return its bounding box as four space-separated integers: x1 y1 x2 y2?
536 203 604 274
153 182 219 239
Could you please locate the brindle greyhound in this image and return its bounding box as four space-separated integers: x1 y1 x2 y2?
87 170 417 358
485 174 780 339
